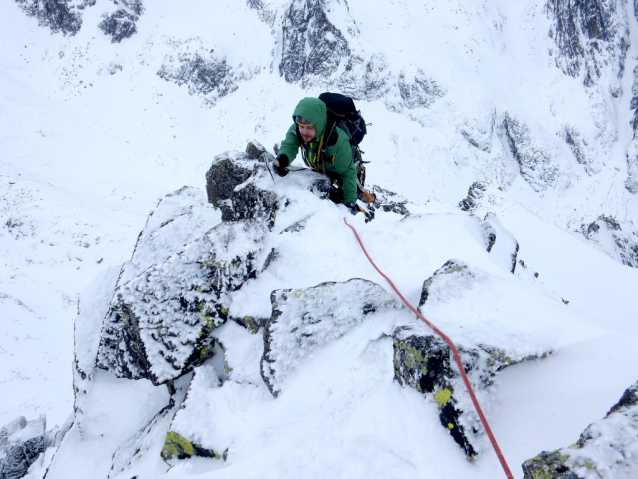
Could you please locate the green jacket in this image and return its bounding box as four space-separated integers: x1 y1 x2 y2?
278 97 358 204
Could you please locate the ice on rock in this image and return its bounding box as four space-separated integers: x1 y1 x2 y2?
261 279 404 397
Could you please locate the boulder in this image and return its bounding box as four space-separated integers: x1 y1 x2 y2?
402 260 552 457
261 279 403 397
0 415 46 479
522 381 638 478
97 153 280 385
393 323 546 459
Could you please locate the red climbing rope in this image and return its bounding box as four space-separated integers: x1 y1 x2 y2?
343 217 515 479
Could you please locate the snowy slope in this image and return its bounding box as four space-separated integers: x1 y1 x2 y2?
1 0 638 478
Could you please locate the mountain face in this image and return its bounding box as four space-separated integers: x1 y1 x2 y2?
2 0 638 478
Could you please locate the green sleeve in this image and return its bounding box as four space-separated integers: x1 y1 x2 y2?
331 131 358 204
278 123 301 167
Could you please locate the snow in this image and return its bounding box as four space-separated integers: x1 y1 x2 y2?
2 0 638 478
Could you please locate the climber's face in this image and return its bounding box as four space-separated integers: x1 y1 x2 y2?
299 124 317 143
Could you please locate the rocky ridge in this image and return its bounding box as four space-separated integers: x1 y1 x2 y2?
4 144 638 478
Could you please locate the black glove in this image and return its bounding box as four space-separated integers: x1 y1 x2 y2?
273 162 288 177
273 154 289 177
346 202 360 216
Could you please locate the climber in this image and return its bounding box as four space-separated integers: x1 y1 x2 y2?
272 96 361 216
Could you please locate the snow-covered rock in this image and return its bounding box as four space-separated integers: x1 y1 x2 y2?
0 415 46 479
393 324 545 459
15 0 85 36
98 0 144 44
546 0 630 87
402 260 551 457
261 278 404 397
502 112 560 192
580 215 638 268
278 0 354 84
522 380 638 479
97 153 281 385
157 41 240 108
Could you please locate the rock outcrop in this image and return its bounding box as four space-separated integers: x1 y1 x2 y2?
626 66 638 194
157 40 246 107
581 215 638 268
502 112 559 192
261 279 403 397
97 152 279 385
278 0 353 84
393 321 548 459
392 260 550 457
0 415 46 479
15 0 86 36
522 380 638 478
458 181 488 213
397 68 445 109
98 0 144 43
545 0 630 86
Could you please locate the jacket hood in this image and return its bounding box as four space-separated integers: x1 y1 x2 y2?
292 97 327 140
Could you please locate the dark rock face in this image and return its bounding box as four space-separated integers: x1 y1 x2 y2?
397 69 445 109
627 66 638 194
334 54 392 101
247 0 275 26
261 279 402 397
392 327 476 458
97 154 279 385
370 186 410 216
98 0 144 43
503 112 558 192
0 415 46 479
205 152 278 229
393 322 546 459
279 0 351 83
483 213 519 274
581 215 638 267
546 0 630 86
482 222 497 253
522 381 638 478
564 126 598 175
458 181 488 212
158 48 237 106
15 0 84 35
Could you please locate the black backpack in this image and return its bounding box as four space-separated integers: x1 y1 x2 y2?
318 92 367 145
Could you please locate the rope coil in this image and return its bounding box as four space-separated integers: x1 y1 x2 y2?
343 217 514 479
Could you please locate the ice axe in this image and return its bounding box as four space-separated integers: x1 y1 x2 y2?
260 151 276 183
